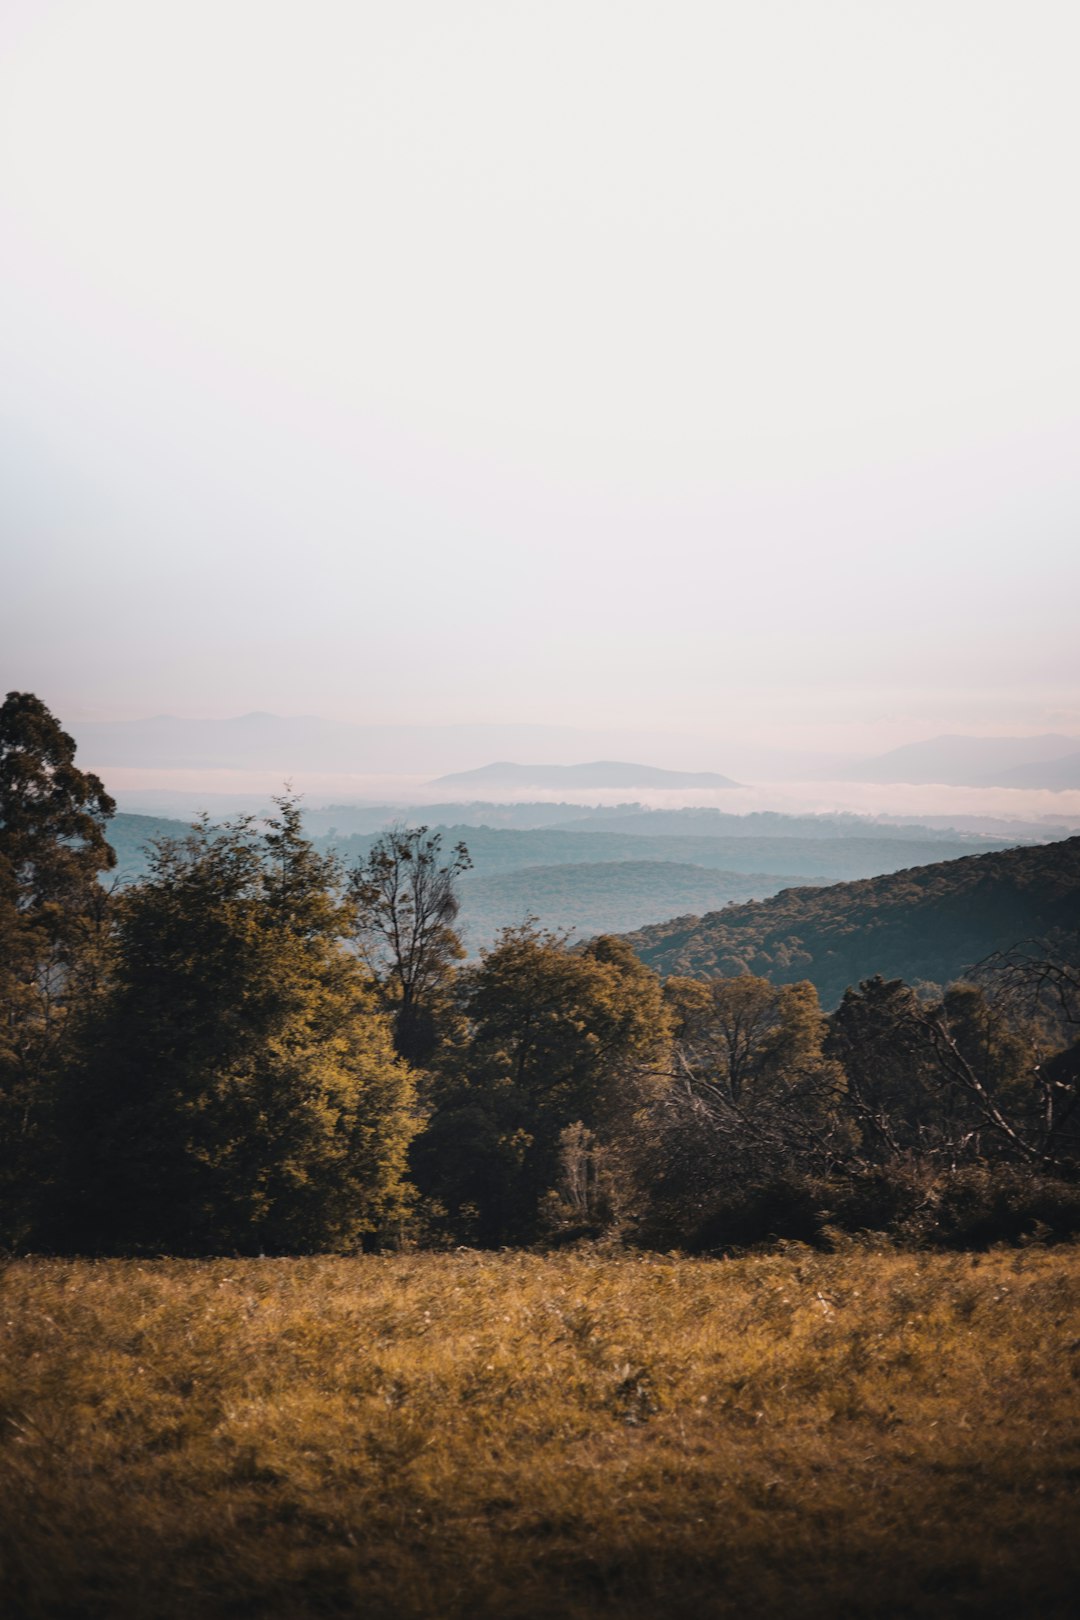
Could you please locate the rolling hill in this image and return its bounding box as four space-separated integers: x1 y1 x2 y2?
622 836 1080 1007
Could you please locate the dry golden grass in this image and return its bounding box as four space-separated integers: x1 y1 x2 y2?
1 1246 1078 1619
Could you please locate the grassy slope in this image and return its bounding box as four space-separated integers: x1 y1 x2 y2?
624 835 1080 1005
1 1249 1078 1620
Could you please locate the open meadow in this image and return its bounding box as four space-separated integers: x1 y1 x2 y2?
1 1247 1079 1619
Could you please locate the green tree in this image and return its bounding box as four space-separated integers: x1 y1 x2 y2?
349 825 471 1065
826 974 1047 1170
0 693 115 1247
413 926 670 1243
59 800 416 1254
825 976 940 1163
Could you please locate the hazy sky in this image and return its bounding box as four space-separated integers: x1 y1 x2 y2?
2 1 1078 755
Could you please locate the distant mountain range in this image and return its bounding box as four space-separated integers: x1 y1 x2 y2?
622 836 1080 1007
429 761 742 790
69 713 1080 794
852 734 1080 788
68 715 727 777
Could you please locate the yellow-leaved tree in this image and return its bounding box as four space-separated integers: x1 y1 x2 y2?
58 799 416 1254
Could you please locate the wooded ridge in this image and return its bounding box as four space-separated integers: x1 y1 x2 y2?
623 836 1080 1005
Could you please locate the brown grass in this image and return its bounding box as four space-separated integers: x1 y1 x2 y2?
1 1246 1078 1618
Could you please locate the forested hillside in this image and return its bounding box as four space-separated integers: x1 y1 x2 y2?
624 836 1080 1005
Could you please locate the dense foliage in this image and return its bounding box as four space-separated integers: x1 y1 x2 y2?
413 928 670 1244
0 692 116 1245
55 802 416 1255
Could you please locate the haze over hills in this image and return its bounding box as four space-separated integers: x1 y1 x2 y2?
68 715 734 777
430 761 742 790
107 814 1018 887
70 714 1080 804
317 827 1022 885
852 734 1080 788
549 807 1015 842
623 836 1080 1008
997 752 1080 791
107 809 1032 956
286 803 1078 845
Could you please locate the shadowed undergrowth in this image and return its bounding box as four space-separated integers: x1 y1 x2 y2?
1 1247 1078 1618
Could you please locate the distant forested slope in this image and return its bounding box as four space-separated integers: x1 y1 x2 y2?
320 826 1016 882
623 837 1080 1006
553 808 1011 841
109 813 1016 884
300 804 1050 839
455 862 802 948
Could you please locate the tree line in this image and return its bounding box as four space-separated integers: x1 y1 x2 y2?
2 693 1078 1256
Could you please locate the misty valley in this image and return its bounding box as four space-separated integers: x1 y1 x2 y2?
106 803 1032 954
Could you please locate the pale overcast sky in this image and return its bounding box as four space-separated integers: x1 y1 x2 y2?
1 1 1078 755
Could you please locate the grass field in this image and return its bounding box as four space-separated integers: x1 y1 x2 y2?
1 1247 1078 1618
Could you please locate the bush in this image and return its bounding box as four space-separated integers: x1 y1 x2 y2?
634 1173 827 1253
904 1166 1080 1248
817 1164 1080 1248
